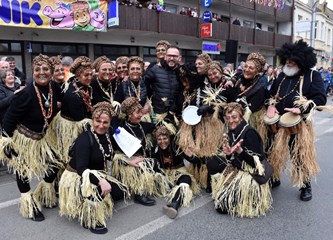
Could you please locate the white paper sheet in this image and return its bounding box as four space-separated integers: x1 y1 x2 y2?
113 127 142 158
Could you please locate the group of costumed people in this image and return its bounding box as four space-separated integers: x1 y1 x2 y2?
0 39 327 234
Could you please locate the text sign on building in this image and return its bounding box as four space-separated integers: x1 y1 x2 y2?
295 20 311 33
202 0 213 8
202 41 221 55
202 10 212 23
108 0 119 27
201 23 212 37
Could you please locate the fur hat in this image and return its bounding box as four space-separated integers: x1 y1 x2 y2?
276 39 316 73
153 125 170 139
155 40 171 49
32 54 53 72
207 61 223 73
223 102 245 117
196 53 212 65
92 101 115 119
115 56 129 67
246 52 266 72
178 62 205 92
70 56 93 77
127 56 144 71
93 56 112 72
49 55 62 67
121 97 142 115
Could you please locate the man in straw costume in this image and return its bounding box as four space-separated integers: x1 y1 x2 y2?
59 102 127 234
211 102 272 217
152 125 200 219
0 54 61 221
112 97 168 206
265 39 326 201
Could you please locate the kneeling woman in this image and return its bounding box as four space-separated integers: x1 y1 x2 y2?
59 102 127 234
211 103 272 218
153 126 200 219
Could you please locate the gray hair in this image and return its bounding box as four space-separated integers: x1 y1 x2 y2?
0 69 13 84
61 56 74 66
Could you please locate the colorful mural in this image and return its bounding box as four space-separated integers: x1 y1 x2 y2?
0 0 108 31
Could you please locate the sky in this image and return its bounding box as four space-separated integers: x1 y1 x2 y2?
299 0 333 10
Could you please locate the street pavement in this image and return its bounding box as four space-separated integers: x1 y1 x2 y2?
1 97 333 240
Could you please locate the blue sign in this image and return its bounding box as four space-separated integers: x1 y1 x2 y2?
202 0 213 8
202 10 212 23
202 41 221 55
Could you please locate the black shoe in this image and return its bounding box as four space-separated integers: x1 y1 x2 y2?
270 179 281 188
215 207 228 214
205 186 212 193
300 183 312 201
90 225 108 234
31 210 45 222
163 204 178 219
134 195 156 206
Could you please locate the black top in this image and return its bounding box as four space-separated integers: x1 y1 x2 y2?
268 70 327 114
3 81 60 136
68 130 112 185
115 120 155 157
0 83 20 124
91 77 124 105
234 74 267 113
228 120 265 169
61 81 92 121
122 78 147 106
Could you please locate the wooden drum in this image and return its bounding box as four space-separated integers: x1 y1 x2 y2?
278 112 302 135
263 113 280 133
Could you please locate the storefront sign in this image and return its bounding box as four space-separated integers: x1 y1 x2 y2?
202 0 213 8
0 0 108 31
202 41 221 55
201 23 212 38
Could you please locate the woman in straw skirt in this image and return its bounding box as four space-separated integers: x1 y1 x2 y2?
265 39 327 201
152 126 200 219
211 102 272 218
0 54 61 221
176 61 225 193
49 56 94 166
59 102 127 234
112 97 165 206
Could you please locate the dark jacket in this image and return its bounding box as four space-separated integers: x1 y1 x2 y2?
145 61 182 114
122 78 147 106
269 70 327 114
91 77 124 105
0 83 20 124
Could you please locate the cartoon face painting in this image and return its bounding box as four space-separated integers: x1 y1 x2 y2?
90 9 106 29
43 2 74 28
70 1 91 27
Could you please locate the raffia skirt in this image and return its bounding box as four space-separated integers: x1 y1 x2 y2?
0 126 60 180
59 169 127 229
47 113 91 166
212 165 272 218
112 153 169 197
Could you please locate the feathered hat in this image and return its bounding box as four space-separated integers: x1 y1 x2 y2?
276 39 316 73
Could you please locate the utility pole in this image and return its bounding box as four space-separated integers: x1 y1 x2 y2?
310 0 319 47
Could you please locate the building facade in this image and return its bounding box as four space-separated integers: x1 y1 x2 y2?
0 0 293 77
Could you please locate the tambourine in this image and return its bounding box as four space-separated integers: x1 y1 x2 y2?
182 106 202 125
279 112 302 135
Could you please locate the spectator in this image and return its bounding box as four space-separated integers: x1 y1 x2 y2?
5 56 25 84
191 7 198 17
232 17 241 25
186 8 192 16
179 7 186 15
61 56 74 81
0 60 10 71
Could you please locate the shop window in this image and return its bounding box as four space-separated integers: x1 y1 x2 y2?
0 43 9 52
11 43 21 52
164 3 177 14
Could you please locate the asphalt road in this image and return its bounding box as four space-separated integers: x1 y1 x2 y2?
1 97 332 240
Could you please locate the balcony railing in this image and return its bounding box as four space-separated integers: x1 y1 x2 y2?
116 5 292 48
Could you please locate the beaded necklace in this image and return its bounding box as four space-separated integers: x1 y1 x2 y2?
236 76 258 97
73 81 93 112
97 79 114 102
125 120 149 157
34 81 53 132
274 76 300 102
90 127 113 171
128 80 141 101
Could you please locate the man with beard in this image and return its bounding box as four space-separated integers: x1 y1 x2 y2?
145 46 182 130
265 39 326 201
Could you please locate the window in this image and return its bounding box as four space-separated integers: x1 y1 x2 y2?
298 15 303 21
327 29 331 45
94 45 138 60
256 23 262 30
243 20 253 28
32 42 87 60
164 3 177 14
0 41 24 73
268 26 274 32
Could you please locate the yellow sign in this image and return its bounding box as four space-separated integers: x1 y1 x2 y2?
0 0 108 31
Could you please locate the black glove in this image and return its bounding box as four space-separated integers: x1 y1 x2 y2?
197 105 213 116
299 101 315 115
4 145 18 159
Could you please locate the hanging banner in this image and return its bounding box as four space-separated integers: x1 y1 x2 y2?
0 0 108 31
108 0 119 27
